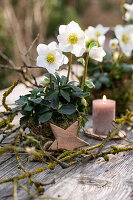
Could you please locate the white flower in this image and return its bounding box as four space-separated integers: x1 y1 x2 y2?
124 3 133 21
109 38 119 50
36 42 68 74
89 46 106 62
85 24 109 46
114 25 133 57
57 21 85 57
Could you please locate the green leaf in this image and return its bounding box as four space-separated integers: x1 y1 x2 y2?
68 81 77 85
30 98 42 104
45 90 58 100
55 72 61 83
20 110 30 116
30 88 44 96
41 100 51 107
99 75 110 84
72 92 90 97
95 80 102 89
11 105 23 113
44 73 57 83
70 85 82 92
77 58 85 66
23 104 33 112
121 63 133 73
39 112 52 123
60 89 70 102
58 104 76 115
15 96 28 105
60 76 67 85
50 95 59 109
85 80 95 88
37 106 50 114
93 71 100 78
62 85 71 89
89 42 98 50
20 116 29 125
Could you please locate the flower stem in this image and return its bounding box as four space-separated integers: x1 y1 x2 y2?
66 53 72 83
81 53 89 90
49 74 53 90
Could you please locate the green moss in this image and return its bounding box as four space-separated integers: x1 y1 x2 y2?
29 115 78 142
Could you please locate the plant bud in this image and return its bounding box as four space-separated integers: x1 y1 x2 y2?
40 78 50 87
81 98 87 107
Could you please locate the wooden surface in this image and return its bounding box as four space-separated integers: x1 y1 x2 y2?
0 83 133 200
0 118 133 200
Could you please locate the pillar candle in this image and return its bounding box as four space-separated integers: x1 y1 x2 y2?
93 95 116 136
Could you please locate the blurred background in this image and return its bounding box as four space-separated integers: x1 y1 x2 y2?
0 0 131 89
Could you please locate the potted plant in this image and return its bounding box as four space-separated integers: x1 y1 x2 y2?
12 21 106 149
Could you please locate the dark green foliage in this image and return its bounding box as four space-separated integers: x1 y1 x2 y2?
13 74 91 126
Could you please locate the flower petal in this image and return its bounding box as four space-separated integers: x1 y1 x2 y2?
119 42 132 56
89 46 106 62
71 44 85 57
57 33 68 44
60 55 68 65
114 25 123 39
98 35 105 46
67 21 81 33
59 43 73 52
96 24 109 35
36 55 48 68
59 25 67 34
37 44 47 55
48 41 58 50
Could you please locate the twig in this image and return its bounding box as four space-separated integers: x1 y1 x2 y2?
0 64 22 72
25 33 39 56
0 51 16 68
0 127 20 143
13 179 18 200
17 180 57 200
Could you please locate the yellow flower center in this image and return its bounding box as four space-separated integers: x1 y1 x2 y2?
95 31 101 37
68 33 78 45
46 53 55 64
111 43 117 47
122 33 130 44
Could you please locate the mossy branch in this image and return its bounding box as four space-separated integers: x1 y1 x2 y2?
0 112 17 130
0 144 133 185
2 80 19 111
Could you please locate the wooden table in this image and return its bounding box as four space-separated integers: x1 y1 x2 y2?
0 84 133 200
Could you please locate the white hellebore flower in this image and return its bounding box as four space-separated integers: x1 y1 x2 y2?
89 46 106 62
109 38 119 50
114 25 133 57
124 3 133 21
85 24 109 46
57 21 85 57
36 42 68 74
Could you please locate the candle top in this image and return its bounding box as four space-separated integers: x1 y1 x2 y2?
93 99 116 105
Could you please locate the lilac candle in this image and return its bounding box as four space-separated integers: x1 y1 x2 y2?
93 95 116 136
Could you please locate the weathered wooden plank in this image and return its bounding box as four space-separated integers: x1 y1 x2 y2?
0 115 133 200
43 152 133 200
